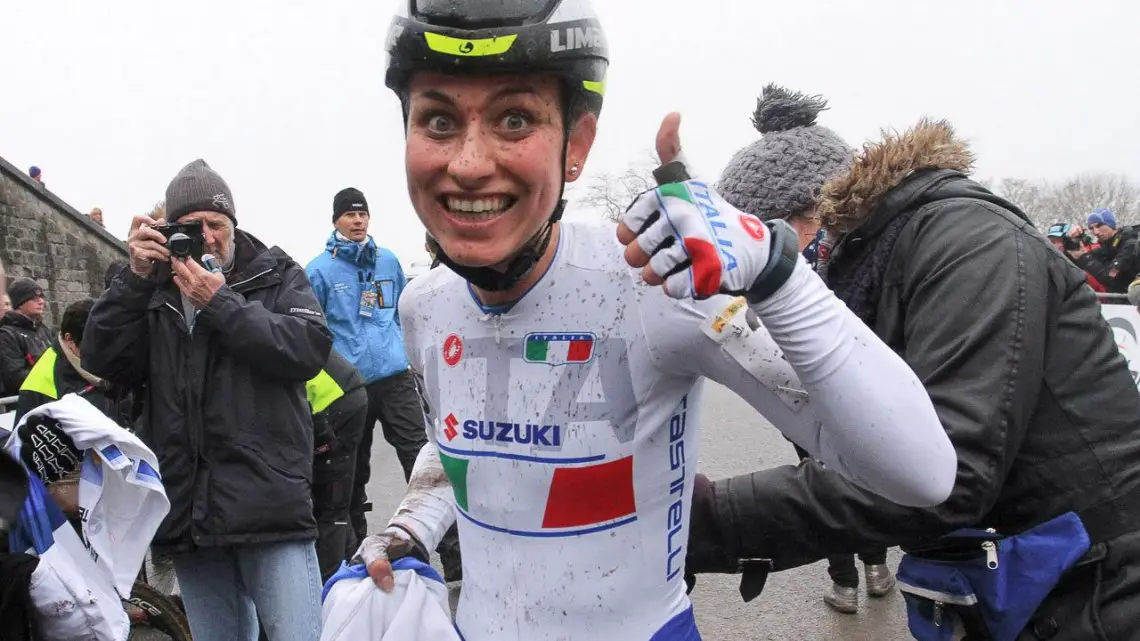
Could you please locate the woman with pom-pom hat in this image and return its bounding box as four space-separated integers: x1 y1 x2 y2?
716 85 895 614
718 84 854 261
695 84 1140 637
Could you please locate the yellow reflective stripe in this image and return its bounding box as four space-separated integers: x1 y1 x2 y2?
583 78 606 96
424 32 517 57
306 369 344 414
21 347 58 399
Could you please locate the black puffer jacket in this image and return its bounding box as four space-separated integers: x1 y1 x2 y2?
0 312 54 395
701 122 1140 639
83 230 333 551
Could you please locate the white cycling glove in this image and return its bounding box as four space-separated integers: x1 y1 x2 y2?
621 164 798 302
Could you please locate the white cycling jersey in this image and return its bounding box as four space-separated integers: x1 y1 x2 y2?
395 221 952 641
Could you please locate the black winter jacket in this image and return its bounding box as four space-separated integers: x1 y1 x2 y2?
0 312 54 395
702 123 1140 640
83 230 333 552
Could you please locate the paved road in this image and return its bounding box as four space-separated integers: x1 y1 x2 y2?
364 381 912 640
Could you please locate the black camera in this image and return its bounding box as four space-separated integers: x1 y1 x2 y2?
1047 223 1094 253
1062 232 1095 252
153 221 205 261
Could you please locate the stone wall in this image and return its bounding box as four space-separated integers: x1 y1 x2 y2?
0 155 128 327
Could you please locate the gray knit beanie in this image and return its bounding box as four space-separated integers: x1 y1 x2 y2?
718 84 854 222
164 159 236 224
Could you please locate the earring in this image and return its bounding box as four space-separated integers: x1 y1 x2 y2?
569 163 580 176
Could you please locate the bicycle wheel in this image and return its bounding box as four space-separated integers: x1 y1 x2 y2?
125 581 193 641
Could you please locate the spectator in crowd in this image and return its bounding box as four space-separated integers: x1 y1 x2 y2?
27 166 43 187
1047 222 1106 292
718 84 891 614
688 119 1140 638
13 298 129 426
89 207 105 228
0 278 54 395
0 257 33 641
306 349 368 581
1070 208 1138 293
306 188 462 582
83 158 332 641
0 295 10 316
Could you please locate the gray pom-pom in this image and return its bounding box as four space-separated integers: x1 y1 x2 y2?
751 83 829 134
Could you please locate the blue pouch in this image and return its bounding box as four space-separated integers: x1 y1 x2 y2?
897 512 1091 641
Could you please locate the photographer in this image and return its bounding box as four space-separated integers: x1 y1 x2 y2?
1069 208 1138 294
82 159 332 641
1046 222 1106 292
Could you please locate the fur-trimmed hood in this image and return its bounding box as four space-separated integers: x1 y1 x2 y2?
818 119 975 233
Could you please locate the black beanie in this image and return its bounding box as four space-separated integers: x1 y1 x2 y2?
333 188 369 223
8 278 43 310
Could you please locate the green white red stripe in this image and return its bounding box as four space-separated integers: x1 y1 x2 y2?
524 333 595 365
438 450 637 536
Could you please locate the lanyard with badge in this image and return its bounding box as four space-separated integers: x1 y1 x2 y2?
359 271 397 318
358 270 376 318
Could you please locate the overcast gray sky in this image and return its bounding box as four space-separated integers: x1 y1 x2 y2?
2 0 1137 273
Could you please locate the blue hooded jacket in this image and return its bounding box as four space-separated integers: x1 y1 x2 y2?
306 232 408 384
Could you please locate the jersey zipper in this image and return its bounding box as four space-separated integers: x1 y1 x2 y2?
492 313 503 344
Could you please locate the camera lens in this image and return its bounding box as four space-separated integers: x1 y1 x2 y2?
167 232 192 258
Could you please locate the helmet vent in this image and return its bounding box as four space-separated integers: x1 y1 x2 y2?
412 0 561 29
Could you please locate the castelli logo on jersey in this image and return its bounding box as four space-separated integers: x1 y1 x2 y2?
443 334 464 367
740 214 766 242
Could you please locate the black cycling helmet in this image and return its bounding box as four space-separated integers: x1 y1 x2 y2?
385 0 609 292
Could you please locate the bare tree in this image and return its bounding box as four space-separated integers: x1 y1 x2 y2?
1045 173 1140 225
575 151 659 222
990 173 1140 230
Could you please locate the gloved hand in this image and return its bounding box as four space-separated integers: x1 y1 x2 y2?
18 414 82 485
617 113 796 302
685 473 739 577
351 525 430 592
685 473 773 602
312 413 339 457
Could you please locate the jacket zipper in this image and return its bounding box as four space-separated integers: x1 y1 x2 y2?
231 268 273 291
982 528 999 569
164 303 191 334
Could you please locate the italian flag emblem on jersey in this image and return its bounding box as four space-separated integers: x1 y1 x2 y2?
524 333 595 365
